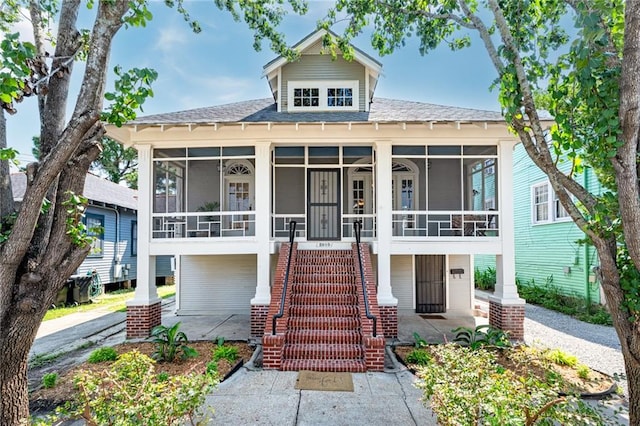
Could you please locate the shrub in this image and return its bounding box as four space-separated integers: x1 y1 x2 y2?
42 372 58 389
474 267 496 291
452 325 511 350
150 322 198 362
157 372 169 382
61 350 218 425
406 349 431 366
206 361 218 375
415 344 604 425
544 348 578 367
577 364 590 380
87 347 118 363
213 345 238 363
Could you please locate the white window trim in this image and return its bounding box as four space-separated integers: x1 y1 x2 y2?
288 80 359 112
531 181 571 225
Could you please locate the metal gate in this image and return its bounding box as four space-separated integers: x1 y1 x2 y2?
307 169 340 240
415 255 446 313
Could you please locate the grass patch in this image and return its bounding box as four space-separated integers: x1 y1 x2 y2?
30 352 63 368
44 285 176 321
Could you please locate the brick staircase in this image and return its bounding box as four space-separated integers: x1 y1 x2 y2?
263 245 385 372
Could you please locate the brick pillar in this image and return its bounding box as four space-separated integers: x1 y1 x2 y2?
489 299 525 340
262 334 284 369
364 335 385 371
251 305 269 339
379 305 398 339
126 301 161 339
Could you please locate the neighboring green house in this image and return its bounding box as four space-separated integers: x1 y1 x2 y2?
476 144 603 305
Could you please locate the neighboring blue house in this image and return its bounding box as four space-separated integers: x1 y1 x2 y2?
11 173 173 292
475 144 603 305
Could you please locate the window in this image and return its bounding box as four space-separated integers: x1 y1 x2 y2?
131 221 137 256
293 88 319 107
288 80 359 111
85 213 104 257
531 182 570 224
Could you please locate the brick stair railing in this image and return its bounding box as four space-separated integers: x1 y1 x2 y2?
263 247 384 372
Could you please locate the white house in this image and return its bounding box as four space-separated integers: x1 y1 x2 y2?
108 29 524 372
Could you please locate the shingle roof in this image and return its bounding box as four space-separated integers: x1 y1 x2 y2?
11 173 137 210
130 97 506 125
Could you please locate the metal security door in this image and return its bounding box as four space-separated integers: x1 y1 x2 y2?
415 255 446 313
308 169 340 240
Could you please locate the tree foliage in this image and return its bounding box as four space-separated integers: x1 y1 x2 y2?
319 0 640 421
0 1 302 422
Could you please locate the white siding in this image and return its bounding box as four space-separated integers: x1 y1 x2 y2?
448 255 472 312
178 254 256 314
391 255 414 310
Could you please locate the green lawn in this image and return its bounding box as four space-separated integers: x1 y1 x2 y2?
43 284 176 321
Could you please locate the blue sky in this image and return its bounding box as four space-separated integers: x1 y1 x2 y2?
6 0 500 163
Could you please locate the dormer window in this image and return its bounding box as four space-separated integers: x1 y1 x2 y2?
288 80 359 112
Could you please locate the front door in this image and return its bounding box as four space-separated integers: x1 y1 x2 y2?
308 169 340 240
415 255 446 313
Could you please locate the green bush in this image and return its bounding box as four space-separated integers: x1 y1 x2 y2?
517 277 612 325
452 325 511 350
42 372 58 389
544 348 578 367
157 372 169 382
415 344 604 425
213 345 238 363
87 347 118 363
474 267 496 291
60 350 218 425
150 322 198 362
206 360 218 375
406 349 431 366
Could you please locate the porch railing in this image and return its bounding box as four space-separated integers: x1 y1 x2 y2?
391 210 499 238
272 221 297 335
152 211 255 239
354 220 377 337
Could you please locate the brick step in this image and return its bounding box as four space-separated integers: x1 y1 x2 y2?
290 283 358 295
292 274 357 284
293 265 355 274
283 343 364 360
281 358 367 372
290 293 358 306
289 305 359 317
288 316 360 331
286 330 363 345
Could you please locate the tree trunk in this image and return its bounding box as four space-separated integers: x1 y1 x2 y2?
0 111 14 218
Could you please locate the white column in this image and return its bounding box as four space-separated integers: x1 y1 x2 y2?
128 144 159 306
491 141 524 304
252 141 272 305
375 140 398 305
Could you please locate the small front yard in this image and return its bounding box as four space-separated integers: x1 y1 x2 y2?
394 326 621 425
43 284 176 321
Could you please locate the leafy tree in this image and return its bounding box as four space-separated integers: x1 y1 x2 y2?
318 0 640 421
0 0 301 422
91 137 139 189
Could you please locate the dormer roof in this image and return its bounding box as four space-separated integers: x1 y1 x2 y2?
262 28 383 78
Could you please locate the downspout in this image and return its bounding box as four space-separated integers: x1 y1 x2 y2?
583 168 591 308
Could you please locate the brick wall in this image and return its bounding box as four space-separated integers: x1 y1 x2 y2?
364 335 385 371
379 305 398 339
489 301 525 340
126 301 161 339
262 334 284 369
251 305 269 339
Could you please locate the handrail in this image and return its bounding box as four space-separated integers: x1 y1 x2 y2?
272 221 297 335
354 220 377 337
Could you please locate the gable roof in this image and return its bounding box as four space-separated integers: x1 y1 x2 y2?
11 173 137 211
262 28 383 77
129 97 505 125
